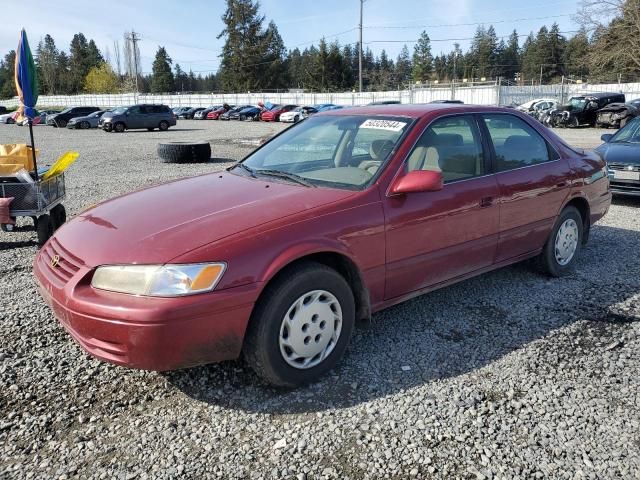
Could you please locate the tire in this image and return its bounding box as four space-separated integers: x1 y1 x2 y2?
157 141 211 164
103 124 113 132
158 121 169 131
570 117 580 128
80 121 90 129
239 114 247 121
35 214 54 247
114 122 125 133
50 204 66 230
57 119 67 128
244 262 355 387
535 206 583 277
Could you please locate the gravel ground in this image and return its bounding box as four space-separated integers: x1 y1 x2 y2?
1 121 639 480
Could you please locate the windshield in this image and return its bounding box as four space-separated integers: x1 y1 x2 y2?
111 107 128 115
238 115 412 190
568 97 587 110
610 117 640 143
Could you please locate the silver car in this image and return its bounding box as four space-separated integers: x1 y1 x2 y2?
100 104 176 132
67 110 107 129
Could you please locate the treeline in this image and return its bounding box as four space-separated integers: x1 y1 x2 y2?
0 0 638 98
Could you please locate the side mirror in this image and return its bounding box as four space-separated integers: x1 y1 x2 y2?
601 134 614 143
389 170 443 196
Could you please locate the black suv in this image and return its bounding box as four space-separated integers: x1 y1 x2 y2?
551 92 625 128
47 106 101 128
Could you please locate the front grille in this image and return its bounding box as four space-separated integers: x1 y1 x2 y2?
608 163 640 172
38 237 84 287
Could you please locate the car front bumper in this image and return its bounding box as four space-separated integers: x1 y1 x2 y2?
34 240 262 371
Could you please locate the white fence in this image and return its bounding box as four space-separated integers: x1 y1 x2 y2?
1 81 639 109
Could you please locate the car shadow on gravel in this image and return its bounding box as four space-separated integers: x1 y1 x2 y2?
167 224 640 414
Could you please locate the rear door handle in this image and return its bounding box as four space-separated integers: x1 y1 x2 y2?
480 196 494 208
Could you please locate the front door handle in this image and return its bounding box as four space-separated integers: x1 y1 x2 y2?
479 196 494 208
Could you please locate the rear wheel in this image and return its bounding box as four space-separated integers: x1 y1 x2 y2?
244 262 355 387
50 204 66 230
239 114 246 121
158 121 169 131
35 214 54 247
114 122 125 133
536 206 583 277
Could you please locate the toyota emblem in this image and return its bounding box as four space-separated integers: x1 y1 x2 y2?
50 255 60 268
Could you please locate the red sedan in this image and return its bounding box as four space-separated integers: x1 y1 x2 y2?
34 105 611 387
260 104 298 122
206 106 230 120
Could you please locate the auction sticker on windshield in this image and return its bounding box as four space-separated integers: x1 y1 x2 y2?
360 119 407 131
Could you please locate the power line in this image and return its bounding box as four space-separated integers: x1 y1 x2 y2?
365 30 581 44
365 13 576 29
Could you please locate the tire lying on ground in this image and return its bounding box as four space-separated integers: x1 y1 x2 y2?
157 142 211 164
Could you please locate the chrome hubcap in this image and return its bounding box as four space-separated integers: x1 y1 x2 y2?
279 290 342 369
555 219 579 266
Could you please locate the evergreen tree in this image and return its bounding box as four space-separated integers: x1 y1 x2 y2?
150 46 174 92
218 0 267 91
174 63 188 92
564 28 590 79
395 45 412 86
36 35 60 94
0 50 16 99
411 31 433 82
262 21 288 89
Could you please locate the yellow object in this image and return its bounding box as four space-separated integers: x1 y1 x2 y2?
42 151 79 180
0 143 39 175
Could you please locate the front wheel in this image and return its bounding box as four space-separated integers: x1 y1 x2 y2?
536 206 583 277
158 121 169 131
114 122 125 133
239 114 246 121
80 121 90 129
244 262 355 387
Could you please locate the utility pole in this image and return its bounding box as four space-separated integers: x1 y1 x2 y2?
359 0 364 93
125 30 142 97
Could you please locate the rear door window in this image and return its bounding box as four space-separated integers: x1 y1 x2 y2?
406 115 485 183
482 114 554 172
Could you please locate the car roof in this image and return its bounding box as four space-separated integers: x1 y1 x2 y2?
319 103 507 119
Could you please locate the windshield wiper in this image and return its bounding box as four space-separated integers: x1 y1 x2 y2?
232 162 256 177
254 169 316 187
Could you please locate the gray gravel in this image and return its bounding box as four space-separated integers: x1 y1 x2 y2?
1 121 639 479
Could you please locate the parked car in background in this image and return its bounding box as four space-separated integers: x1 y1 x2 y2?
16 114 43 126
596 117 640 196
231 105 262 121
368 100 402 105
516 98 556 113
314 104 342 112
529 100 561 126
67 110 107 129
179 107 206 119
220 105 253 121
429 100 464 104
550 93 626 128
595 102 640 129
260 104 298 122
34 104 611 387
0 112 17 124
207 104 234 120
0 106 7 114
172 107 191 118
46 106 101 128
100 104 176 132
280 106 318 123
194 106 219 120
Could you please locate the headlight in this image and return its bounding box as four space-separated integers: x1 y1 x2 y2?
91 263 226 296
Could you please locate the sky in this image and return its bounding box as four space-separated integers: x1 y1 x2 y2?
1 0 584 75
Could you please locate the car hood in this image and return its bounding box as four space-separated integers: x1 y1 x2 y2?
53 172 355 267
595 143 640 165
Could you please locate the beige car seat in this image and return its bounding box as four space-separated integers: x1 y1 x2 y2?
359 139 394 175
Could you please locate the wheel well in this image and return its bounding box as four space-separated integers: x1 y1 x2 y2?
265 253 372 326
564 197 590 244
